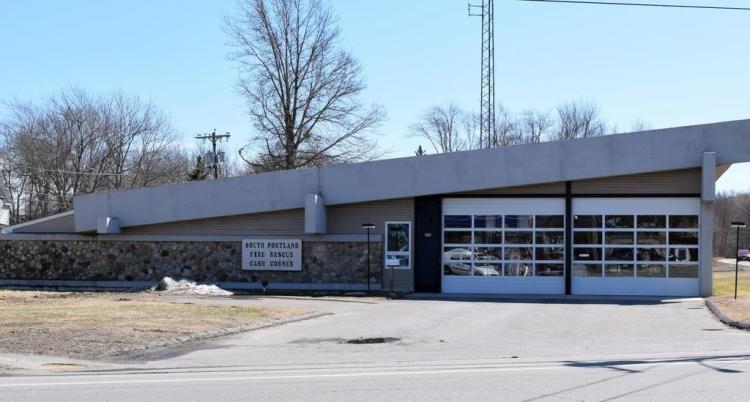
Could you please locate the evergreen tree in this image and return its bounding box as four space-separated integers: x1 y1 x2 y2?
187 156 210 181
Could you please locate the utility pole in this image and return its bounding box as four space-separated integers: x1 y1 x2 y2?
469 0 495 149
195 130 231 179
731 221 747 300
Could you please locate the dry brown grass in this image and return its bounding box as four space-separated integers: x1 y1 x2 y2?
0 291 308 360
710 298 750 324
712 270 750 326
713 271 750 299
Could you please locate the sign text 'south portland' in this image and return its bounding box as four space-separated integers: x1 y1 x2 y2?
241 239 302 271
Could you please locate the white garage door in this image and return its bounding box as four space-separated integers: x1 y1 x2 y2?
571 198 700 297
442 198 566 294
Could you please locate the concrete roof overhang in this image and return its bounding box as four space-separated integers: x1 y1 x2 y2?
73 119 750 232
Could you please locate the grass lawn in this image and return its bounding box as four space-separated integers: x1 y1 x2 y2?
712 271 750 324
713 271 750 298
0 291 310 360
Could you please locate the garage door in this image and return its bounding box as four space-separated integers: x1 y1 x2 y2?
571 198 700 297
442 198 566 294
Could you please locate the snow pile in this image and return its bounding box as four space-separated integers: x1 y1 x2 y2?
154 277 234 296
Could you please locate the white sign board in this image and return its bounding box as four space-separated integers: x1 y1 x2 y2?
242 239 302 271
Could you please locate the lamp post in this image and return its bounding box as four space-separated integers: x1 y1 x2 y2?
731 221 746 300
361 223 375 293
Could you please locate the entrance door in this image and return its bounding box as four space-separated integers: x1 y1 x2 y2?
414 197 442 292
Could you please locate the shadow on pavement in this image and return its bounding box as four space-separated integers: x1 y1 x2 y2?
523 353 749 401
563 353 750 373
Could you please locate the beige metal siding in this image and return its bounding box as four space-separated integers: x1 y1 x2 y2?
327 198 414 235
13 213 76 234
456 169 700 196
124 209 306 236
327 198 415 292
124 198 415 236
717 164 731 179
572 168 701 194
457 182 565 195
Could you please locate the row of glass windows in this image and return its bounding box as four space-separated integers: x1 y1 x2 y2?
445 246 565 262
573 215 698 229
446 216 697 235
442 213 700 279
573 247 698 262
444 231 565 245
572 215 699 274
573 263 698 278
573 231 698 245
445 231 699 246
443 214 565 277
446 214 699 230
443 261 564 277
445 215 564 229
440 262 698 278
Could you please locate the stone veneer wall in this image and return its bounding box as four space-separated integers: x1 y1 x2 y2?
0 240 383 285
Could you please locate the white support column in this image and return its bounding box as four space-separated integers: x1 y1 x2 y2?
699 152 716 297
305 194 327 234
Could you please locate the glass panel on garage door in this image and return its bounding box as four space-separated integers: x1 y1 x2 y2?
441 198 565 294
571 198 700 297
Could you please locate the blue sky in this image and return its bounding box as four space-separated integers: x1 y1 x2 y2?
1 0 748 191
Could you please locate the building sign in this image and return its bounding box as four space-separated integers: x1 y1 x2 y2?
242 239 302 271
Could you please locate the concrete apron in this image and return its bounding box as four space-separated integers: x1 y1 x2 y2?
405 292 698 304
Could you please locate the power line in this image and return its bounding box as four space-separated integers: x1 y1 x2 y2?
515 0 750 11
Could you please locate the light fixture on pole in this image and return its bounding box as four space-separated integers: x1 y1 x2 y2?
731 221 746 300
361 223 375 292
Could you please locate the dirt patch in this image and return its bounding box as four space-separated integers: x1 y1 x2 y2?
710 297 750 325
0 290 310 360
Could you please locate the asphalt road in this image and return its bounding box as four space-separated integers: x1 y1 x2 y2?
2 296 750 401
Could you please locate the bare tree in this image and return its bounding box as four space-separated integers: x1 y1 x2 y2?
409 104 473 153
554 100 607 140
482 107 517 148
225 0 384 172
410 99 616 152
714 192 737 257
629 119 652 133
714 192 750 257
518 109 553 144
0 87 189 224
479 107 553 148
